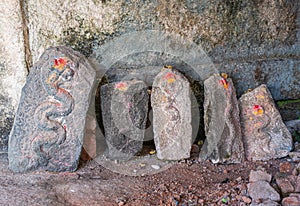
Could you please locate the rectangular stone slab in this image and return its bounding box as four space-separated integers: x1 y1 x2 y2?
101 80 149 160
239 84 293 161
199 74 244 163
8 46 96 172
151 68 192 160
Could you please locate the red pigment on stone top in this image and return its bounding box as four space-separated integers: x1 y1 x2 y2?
252 105 264 115
164 72 176 79
220 78 229 89
54 57 67 71
115 82 128 91
164 72 176 83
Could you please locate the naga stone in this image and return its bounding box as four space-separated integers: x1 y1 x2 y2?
239 84 293 161
101 80 148 160
199 74 244 163
8 46 96 172
151 68 192 160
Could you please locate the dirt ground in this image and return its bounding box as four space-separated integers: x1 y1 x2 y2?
0 149 287 206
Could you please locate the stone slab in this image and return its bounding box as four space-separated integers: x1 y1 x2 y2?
101 80 149 160
151 68 192 160
199 74 244 163
239 84 293 161
8 46 96 172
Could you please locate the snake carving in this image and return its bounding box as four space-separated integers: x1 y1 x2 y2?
32 57 76 165
160 71 182 147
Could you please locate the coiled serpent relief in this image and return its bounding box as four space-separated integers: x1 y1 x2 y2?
152 75 182 148
254 111 272 152
32 57 76 165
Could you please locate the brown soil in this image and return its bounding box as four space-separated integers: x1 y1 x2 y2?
0 151 288 206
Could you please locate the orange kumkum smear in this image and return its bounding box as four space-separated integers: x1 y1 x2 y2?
164 72 176 83
115 82 128 91
252 105 264 115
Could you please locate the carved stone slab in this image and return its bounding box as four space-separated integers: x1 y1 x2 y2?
101 80 149 160
239 84 293 161
151 69 192 160
199 74 244 163
8 46 96 172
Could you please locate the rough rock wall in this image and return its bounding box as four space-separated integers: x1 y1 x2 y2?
0 0 27 152
25 0 299 99
0 0 299 152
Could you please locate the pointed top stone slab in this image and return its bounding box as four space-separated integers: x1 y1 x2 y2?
199 74 244 163
101 80 149 160
8 46 96 172
239 84 293 161
151 68 192 160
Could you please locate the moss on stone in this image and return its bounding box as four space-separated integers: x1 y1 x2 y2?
277 99 300 108
277 99 300 120
59 15 114 57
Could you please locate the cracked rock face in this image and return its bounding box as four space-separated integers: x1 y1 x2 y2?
239 84 293 161
199 74 244 164
8 46 96 173
101 80 149 160
151 69 192 160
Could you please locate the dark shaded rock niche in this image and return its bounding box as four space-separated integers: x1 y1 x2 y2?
96 52 205 160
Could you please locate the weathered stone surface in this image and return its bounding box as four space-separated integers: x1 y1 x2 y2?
0 101 14 153
294 176 300 193
248 181 281 203
274 173 300 195
81 114 97 161
239 84 293 161
0 0 299 155
26 0 123 61
8 46 96 172
101 80 148 160
151 68 192 160
277 100 300 121
26 0 300 101
249 170 272 183
218 59 300 101
252 200 280 206
285 120 300 139
0 0 27 153
199 74 244 163
289 152 300 162
279 162 293 174
282 194 300 206
248 169 282 206
276 176 295 195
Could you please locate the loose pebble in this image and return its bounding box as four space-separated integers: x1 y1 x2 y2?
151 165 160 170
241 196 252 204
